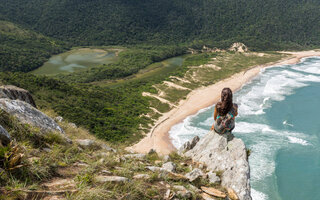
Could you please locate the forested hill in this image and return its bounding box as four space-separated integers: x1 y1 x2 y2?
0 0 319 50
0 21 67 72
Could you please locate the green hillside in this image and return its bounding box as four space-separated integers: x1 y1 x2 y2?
0 0 319 50
0 21 67 72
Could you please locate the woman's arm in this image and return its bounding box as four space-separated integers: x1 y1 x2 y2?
214 106 218 120
233 103 238 117
211 106 218 130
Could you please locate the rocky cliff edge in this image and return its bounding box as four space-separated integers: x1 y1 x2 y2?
182 131 251 200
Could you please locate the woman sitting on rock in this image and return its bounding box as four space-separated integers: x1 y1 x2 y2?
211 87 238 141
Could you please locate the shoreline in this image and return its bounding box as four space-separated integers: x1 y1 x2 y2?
127 50 320 155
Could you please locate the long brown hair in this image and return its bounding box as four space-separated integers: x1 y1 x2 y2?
216 88 233 116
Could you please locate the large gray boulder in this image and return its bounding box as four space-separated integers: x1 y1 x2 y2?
184 131 251 200
0 99 64 133
0 125 11 145
0 85 37 108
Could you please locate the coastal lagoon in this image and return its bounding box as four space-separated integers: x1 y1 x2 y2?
32 48 118 75
169 57 320 200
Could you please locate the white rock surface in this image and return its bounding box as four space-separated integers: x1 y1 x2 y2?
185 168 204 182
146 166 163 172
207 171 221 184
123 153 145 160
133 174 150 179
163 155 170 162
162 162 176 173
0 99 64 133
75 139 95 147
229 43 248 52
184 131 251 200
94 175 128 183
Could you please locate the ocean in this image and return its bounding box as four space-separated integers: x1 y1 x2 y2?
169 56 320 200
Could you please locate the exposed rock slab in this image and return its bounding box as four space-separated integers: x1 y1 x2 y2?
0 125 11 145
184 131 251 200
201 192 218 200
162 162 176 173
42 178 76 191
0 85 37 107
201 186 226 198
75 139 94 147
123 153 145 160
229 43 248 52
94 175 128 183
228 187 240 200
0 99 64 133
133 174 150 179
185 168 204 182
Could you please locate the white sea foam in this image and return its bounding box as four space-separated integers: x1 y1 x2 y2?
251 189 267 200
292 58 320 75
169 117 205 148
287 136 310 146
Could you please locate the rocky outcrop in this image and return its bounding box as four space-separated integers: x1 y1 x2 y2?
178 136 199 153
184 131 251 200
0 99 63 133
229 43 248 52
0 85 37 108
0 125 11 145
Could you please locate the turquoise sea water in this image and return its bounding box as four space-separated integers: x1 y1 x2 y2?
169 57 320 200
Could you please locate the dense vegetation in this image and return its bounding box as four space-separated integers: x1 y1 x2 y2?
0 72 152 143
0 21 67 72
0 0 319 50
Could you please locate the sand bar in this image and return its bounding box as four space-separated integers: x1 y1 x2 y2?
127 50 320 155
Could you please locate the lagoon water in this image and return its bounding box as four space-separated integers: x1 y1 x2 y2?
169 57 320 200
32 48 117 75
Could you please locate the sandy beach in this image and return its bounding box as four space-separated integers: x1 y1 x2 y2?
127 50 320 155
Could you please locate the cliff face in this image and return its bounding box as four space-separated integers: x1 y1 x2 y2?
183 131 251 200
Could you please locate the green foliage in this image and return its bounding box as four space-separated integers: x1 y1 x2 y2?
0 21 68 72
0 72 151 143
1 0 319 50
